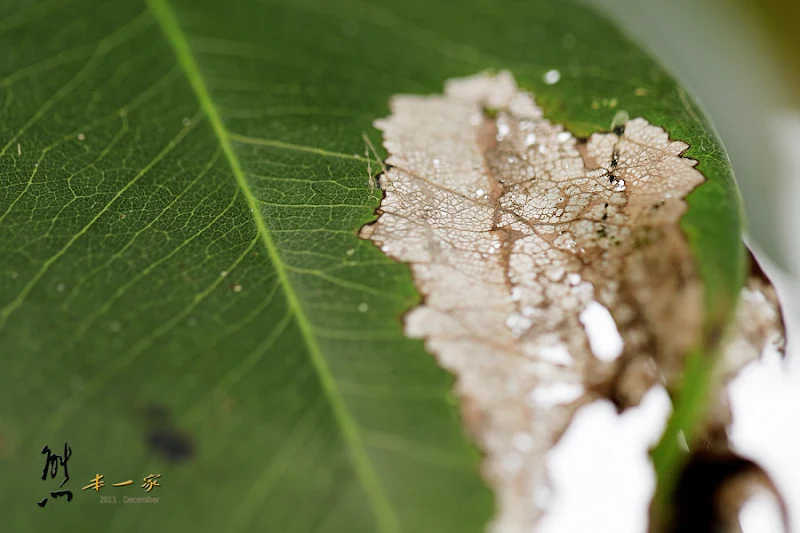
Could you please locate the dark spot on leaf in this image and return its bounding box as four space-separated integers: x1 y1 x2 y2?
142 403 194 462
147 428 194 462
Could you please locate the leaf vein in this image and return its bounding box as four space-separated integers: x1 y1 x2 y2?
146 2 400 532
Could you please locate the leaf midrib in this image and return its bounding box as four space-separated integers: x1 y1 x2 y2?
145 1 399 531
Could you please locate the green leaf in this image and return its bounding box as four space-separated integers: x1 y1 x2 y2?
0 0 744 531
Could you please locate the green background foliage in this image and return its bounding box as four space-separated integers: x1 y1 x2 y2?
0 0 743 530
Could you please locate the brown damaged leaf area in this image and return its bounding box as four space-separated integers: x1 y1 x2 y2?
693 253 786 460
359 71 779 532
703 259 786 449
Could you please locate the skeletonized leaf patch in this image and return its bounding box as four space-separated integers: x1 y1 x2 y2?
360 70 713 531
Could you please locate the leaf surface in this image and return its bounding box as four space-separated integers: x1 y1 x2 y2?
0 0 744 531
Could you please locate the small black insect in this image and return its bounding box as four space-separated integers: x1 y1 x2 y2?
143 404 194 462
147 429 194 462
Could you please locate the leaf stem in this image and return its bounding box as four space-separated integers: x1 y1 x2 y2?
650 348 718 528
